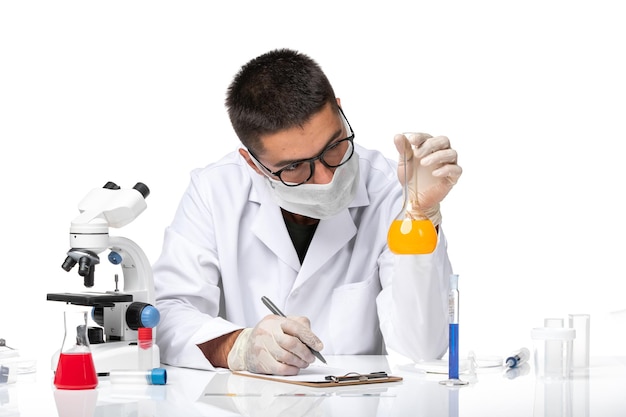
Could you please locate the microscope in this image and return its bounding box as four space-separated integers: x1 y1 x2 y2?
47 181 160 374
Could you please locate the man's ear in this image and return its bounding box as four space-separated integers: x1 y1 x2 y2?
238 148 264 176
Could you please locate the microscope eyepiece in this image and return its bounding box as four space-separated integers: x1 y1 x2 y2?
133 182 150 199
103 182 120 190
102 181 149 198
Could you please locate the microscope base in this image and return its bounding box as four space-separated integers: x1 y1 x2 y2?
51 342 160 375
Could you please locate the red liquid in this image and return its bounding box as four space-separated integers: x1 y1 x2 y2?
54 352 98 390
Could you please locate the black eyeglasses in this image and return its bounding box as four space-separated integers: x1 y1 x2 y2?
248 107 355 187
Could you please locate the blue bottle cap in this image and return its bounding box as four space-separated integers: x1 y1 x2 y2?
150 368 167 385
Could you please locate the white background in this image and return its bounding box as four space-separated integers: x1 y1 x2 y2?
1 1 624 366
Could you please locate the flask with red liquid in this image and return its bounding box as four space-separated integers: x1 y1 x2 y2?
53 310 98 390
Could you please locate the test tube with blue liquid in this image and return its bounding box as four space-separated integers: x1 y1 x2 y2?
440 274 468 387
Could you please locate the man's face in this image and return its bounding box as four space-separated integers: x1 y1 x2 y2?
241 102 349 185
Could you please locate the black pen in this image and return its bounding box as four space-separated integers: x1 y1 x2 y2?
261 296 327 364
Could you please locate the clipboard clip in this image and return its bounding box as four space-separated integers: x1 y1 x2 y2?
324 371 389 383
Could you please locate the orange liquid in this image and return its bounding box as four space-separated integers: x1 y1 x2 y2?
387 219 437 254
54 352 98 390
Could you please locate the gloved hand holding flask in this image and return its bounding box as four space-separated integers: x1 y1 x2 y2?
393 132 462 228
388 133 461 254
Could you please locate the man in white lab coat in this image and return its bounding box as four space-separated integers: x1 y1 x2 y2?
153 48 462 375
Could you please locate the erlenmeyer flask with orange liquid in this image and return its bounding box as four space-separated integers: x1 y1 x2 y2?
387 145 438 254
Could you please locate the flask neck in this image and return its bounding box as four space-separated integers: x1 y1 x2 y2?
61 312 92 353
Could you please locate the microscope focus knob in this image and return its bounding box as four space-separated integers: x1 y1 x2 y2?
87 327 105 344
126 302 160 330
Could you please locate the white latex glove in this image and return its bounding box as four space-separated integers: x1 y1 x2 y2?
226 314 323 376
394 133 462 226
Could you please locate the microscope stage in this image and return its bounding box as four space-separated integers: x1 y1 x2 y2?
46 292 133 307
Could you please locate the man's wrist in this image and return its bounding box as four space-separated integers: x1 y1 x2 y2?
197 329 244 368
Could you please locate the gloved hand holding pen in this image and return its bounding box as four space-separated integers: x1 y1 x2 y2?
227 314 324 376
393 133 462 226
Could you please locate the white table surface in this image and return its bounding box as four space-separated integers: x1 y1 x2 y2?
2 354 625 416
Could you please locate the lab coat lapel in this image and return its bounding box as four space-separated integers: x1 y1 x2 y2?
294 209 356 289
249 178 301 272
293 164 369 289
247 157 368 284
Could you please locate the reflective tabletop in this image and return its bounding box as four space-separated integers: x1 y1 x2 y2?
2 355 625 416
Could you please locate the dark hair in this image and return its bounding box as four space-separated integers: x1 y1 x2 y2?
225 48 337 154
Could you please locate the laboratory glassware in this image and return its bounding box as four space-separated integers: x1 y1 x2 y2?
138 327 155 370
53 310 98 390
387 143 437 254
440 274 468 386
109 368 167 385
531 327 575 379
568 313 590 369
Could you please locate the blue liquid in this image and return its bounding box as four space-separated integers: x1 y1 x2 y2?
449 323 459 379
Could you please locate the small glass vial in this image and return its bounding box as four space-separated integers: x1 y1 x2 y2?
109 368 167 385
138 327 155 370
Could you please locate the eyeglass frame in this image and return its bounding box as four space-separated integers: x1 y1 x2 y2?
247 107 356 187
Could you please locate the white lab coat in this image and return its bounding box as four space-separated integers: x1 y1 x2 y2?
153 144 452 370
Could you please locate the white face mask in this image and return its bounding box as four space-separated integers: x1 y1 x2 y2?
255 151 360 220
